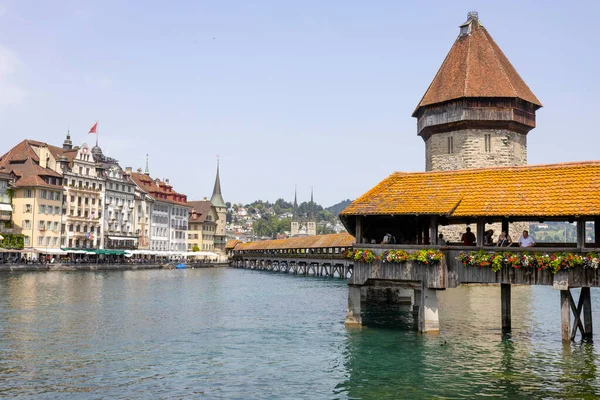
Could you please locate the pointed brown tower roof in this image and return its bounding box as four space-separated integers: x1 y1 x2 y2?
413 12 541 117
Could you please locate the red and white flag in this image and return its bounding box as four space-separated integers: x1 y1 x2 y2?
89 121 98 134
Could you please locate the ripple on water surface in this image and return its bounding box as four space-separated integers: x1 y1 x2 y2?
1 269 600 399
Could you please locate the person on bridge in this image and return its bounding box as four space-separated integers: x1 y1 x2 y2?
497 231 512 247
461 227 476 246
382 233 396 245
518 230 536 247
438 233 446 246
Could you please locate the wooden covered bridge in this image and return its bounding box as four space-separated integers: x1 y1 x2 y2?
338 161 600 341
229 232 355 278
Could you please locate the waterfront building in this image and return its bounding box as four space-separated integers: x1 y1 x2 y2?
0 140 66 251
102 162 137 249
130 167 189 253
127 166 153 250
210 161 227 257
58 134 106 249
187 199 218 251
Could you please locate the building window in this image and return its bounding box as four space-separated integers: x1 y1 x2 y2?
25 189 33 198
23 220 31 229
447 136 454 154
24 236 30 246
86 168 90 176
39 205 46 214
53 237 58 246
38 236 44 245
40 190 47 199
46 237 51 246
484 134 492 152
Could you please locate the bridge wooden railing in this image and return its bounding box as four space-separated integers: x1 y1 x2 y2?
349 244 600 289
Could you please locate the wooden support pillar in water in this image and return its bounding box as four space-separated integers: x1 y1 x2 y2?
418 285 439 333
561 290 571 341
501 283 511 333
413 288 421 320
582 287 593 341
345 285 362 326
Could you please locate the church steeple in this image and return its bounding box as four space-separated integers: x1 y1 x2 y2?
293 185 298 218
144 154 150 175
307 186 317 236
309 187 315 220
210 157 226 208
63 130 73 151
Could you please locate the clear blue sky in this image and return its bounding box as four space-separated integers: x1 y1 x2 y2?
1 1 599 207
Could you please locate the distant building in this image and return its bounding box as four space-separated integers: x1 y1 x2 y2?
290 187 317 237
187 199 218 251
130 160 190 252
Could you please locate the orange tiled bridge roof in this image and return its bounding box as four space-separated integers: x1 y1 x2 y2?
235 233 354 251
340 162 600 218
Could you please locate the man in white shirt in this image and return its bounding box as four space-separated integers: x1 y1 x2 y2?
518 230 536 247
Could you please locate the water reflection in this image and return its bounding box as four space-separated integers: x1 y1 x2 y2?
338 285 600 399
1 271 600 398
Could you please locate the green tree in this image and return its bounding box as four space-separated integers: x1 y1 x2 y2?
192 245 200 252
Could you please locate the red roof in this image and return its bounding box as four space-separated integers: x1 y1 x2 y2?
413 16 541 116
0 140 64 189
130 172 188 205
188 200 214 223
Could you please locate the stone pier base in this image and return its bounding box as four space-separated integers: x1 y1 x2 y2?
418 287 440 333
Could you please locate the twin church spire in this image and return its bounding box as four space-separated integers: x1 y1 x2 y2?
291 186 316 237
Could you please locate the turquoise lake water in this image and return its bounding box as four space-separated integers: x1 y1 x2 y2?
1 268 599 399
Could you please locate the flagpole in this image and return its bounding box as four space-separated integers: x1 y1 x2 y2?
96 121 99 147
